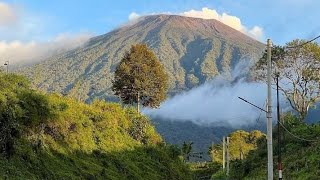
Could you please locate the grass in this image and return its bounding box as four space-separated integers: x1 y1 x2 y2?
0 73 192 179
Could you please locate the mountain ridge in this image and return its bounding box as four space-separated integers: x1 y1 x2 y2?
19 14 264 102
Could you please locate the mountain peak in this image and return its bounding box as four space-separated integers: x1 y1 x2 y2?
20 13 264 102
128 14 262 45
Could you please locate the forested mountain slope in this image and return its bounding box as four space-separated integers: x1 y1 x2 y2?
19 14 264 102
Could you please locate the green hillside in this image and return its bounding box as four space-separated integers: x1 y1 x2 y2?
211 114 320 179
184 130 264 179
0 72 191 179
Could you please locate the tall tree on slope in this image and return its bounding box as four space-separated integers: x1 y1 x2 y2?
112 44 168 113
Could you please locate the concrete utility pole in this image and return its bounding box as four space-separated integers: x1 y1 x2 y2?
222 137 226 170
226 137 230 177
4 61 9 74
267 39 274 180
276 73 283 180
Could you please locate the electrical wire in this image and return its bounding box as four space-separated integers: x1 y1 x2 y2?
255 100 267 130
285 35 320 49
255 110 263 125
244 97 319 142
277 120 319 142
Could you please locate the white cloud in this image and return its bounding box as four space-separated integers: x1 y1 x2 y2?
0 32 93 66
182 8 219 20
128 12 141 21
0 2 17 26
181 7 263 40
0 2 94 66
144 60 285 127
248 26 263 40
128 7 264 41
52 32 93 50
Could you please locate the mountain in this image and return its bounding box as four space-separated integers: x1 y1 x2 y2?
19 14 264 102
18 15 265 160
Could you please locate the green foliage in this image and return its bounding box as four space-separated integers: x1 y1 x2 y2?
182 141 193 161
228 113 320 179
189 162 221 180
166 144 182 158
113 44 168 110
18 90 54 127
210 130 264 163
128 115 149 143
153 118 235 161
0 143 192 180
212 169 228 180
0 103 20 157
0 73 192 179
0 72 54 156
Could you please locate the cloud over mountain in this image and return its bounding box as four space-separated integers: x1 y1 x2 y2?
0 2 93 66
0 32 92 66
181 8 264 40
128 7 264 41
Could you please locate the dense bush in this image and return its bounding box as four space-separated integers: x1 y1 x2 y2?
0 73 54 156
0 73 192 179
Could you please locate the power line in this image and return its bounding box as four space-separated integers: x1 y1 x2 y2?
255 100 267 130
237 97 267 130
238 97 267 113
238 94 320 141
255 110 263 127
277 120 319 142
286 35 320 49
253 105 319 142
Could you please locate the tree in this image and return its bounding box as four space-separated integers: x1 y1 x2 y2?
112 44 168 113
208 144 221 162
208 130 264 164
252 39 320 120
181 141 193 161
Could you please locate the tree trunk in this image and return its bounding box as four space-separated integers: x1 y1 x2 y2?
137 91 140 114
300 111 307 121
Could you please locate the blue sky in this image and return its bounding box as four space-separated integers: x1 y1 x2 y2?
1 0 320 64
1 0 319 44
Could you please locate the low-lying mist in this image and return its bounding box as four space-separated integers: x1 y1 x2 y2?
0 33 92 68
144 60 284 128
